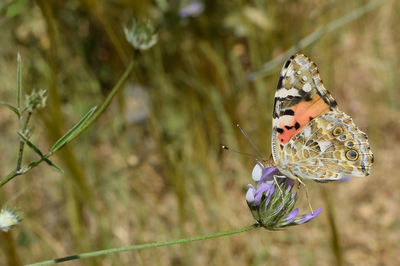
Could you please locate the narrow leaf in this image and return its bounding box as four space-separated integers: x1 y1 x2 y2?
17 131 44 157
50 106 97 153
17 52 21 109
43 158 64 173
0 101 19 115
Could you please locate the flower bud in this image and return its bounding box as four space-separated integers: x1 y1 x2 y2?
25 89 47 112
124 19 158 51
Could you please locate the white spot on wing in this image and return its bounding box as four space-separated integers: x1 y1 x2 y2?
313 76 325 96
318 141 333 152
275 88 301 98
295 57 308 66
303 126 312 138
302 83 312 92
279 115 294 125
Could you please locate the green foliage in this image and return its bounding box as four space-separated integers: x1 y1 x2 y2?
50 106 97 154
3 0 28 18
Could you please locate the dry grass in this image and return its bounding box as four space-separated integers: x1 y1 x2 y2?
0 0 399 265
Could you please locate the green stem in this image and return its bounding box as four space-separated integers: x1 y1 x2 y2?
0 169 18 187
16 111 32 171
16 52 21 111
28 224 259 266
74 58 135 136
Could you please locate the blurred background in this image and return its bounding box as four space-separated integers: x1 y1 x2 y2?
0 0 398 265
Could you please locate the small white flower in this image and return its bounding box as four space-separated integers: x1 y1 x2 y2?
0 207 22 232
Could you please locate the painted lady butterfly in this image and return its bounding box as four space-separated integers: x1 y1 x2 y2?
271 54 374 181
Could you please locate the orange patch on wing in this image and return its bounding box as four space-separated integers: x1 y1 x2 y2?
279 127 296 144
293 95 330 128
278 95 329 144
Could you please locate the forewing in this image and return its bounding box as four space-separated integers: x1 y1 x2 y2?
272 54 337 165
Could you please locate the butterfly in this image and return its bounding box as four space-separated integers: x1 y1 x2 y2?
271 54 374 181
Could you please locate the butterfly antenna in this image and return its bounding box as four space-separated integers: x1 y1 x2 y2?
236 124 265 160
221 145 261 160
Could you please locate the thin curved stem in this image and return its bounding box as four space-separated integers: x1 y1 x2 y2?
74 58 135 136
0 57 136 188
28 224 260 265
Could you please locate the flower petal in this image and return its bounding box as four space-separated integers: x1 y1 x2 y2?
280 208 299 226
294 208 322 224
264 185 275 206
0 208 21 232
254 182 273 205
260 166 279 182
252 164 263 182
246 185 256 204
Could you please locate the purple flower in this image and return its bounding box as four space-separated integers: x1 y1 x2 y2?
179 1 205 18
246 165 322 230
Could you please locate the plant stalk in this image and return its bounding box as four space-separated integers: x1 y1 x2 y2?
28 224 260 265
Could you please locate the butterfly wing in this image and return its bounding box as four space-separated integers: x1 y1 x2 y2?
279 110 374 181
271 54 374 181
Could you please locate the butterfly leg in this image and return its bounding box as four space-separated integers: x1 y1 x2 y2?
296 178 314 214
273 175 285 205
